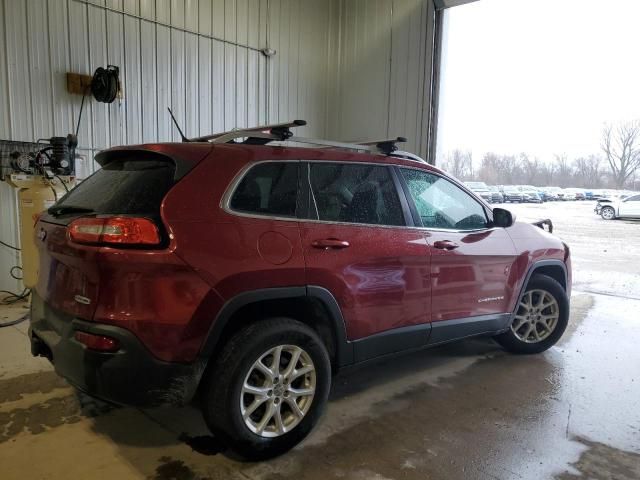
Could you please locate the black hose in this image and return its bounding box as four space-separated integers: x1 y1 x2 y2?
10 266 23 280
54 175 70 193
0 311 30 328
0 240 20 251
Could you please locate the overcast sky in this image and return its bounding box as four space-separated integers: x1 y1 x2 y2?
436 0 640 163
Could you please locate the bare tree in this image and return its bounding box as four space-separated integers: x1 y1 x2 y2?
553 154 574 187
601 120 640 188
520 153 542 184
573 155 602 188
477 152 504 184
441 150 473 180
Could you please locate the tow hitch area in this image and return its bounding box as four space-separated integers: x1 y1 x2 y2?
30 331 53 361
532 218 553 233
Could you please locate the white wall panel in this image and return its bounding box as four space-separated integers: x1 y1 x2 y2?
329 0 436 159
0 0 9 139
5 0 33 141
198 37 212 136
69 0 94 147
88 1 110 150
106 5 126 146
211 40 225 132
184 0 199 136
170 0 186 141
124 15 142 144
48 0 74 137
140 0 158 142
27 0 55 140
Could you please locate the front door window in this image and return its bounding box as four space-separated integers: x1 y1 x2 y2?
400 168 488 230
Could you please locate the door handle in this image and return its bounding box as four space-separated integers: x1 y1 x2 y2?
311 238 350 250
433 240 459 250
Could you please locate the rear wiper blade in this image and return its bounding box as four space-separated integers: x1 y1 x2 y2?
48 205 95 217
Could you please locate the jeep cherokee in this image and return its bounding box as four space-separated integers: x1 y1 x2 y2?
29 123 571 459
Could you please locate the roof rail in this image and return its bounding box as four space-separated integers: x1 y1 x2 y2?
391 150 427 164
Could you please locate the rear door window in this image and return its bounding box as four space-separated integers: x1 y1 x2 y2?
229 162 299 217
308 163 405 226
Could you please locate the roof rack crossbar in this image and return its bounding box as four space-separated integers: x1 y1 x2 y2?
287 136 376 152
210 131 377 153
356 136 407 155
188 119 306 143
199 119 412 156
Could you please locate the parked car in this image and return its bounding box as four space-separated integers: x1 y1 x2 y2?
488 185 504 203
521 189 543 203
29 126 572 459
518 185 545 202
552 187 568 201
502 186 524 203
464 181 493 203
598 194 640 220
540 187 559 201
564 188 585 200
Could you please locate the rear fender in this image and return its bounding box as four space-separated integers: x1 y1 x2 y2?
198 286 354 368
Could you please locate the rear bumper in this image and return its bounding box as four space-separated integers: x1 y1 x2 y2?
29 291 204 407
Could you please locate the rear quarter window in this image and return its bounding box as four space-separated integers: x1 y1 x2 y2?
229 162 299 217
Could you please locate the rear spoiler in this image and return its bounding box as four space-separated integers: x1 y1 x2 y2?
94 144 214 181
532 218 553 233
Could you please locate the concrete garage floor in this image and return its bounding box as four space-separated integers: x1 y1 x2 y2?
1 202 639 480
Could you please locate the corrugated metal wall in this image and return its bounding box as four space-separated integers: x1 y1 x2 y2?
0 0 438 293
0 0 335 292
329 0 437 158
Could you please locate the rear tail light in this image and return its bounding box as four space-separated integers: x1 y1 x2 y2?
74 331 120 352
68 217 160 245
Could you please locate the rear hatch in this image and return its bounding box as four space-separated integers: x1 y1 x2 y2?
35 146 208 320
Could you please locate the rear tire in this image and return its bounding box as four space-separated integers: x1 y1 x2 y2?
495 274 569 354
201 318 331 460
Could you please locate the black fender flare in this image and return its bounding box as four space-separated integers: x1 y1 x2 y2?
198 286 354 368
513 259 568 314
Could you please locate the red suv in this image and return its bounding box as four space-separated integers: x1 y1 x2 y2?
29 123 571 459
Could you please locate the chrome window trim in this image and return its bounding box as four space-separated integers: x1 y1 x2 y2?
221 159 494 234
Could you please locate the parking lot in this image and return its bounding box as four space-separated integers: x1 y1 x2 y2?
1 201 638 480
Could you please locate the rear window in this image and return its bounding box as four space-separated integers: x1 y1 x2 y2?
53 157 175 216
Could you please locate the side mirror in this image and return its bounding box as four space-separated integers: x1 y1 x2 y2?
492 208 515 228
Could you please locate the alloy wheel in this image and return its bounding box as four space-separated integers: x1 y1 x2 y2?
240 345 316 438
511 289 560 343
601 207 615 220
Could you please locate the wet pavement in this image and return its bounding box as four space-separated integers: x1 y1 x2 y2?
0 202 638 479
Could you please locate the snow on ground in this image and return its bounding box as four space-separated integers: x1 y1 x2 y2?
498 200 640 299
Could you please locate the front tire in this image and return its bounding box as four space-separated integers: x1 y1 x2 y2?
495 274 569 354
601 206 616 220
201 318 331 460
